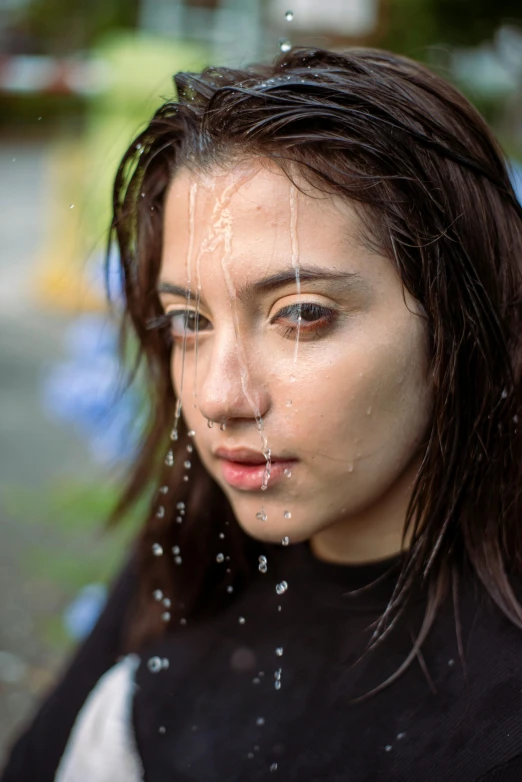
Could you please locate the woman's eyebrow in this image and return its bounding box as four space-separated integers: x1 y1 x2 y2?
244 265 364 297
157 266 365 301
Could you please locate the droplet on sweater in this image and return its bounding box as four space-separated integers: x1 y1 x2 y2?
147 656 162 673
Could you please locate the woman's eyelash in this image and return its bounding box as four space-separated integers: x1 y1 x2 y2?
146 302 337 342
146 310 210 339
272 303 337 335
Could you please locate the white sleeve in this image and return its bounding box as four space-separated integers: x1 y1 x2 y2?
54 654 144 782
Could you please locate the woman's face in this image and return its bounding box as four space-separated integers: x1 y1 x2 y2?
159 160 433 554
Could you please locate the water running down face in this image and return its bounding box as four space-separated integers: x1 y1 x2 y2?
159 160 434 563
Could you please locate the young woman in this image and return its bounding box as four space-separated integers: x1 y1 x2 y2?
2 46 521 782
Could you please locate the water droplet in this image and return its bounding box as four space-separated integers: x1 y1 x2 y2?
183 475 189 482
275 647 283 656
180 617 187 625
256 717 265 726
159 726 166 734
274 680 281 690
256 510 267 521
248 753 254 760
385 744 392 752
501 388 508 399
162 658 169 669
176 516 183 523
184 460 192 469
252 677 261 684
186 444 193 453
161 611 171 622
69 203 74 209
136 142 143 150
220 420 227 431
38 116 42 120
172 545 180 555
174 555 183 565
513 414 519 424
258 671 265 677
258 557 268 574
289 374 296 382
238 616 246 624
285 10 294 21
347 462 354 473
270 762 278 771
148 656 163 673
207 419 214 428
216 553 225 563
274 668 282 680
162 597 171 608
152 543 163 557
227 585 234 593
286 400 292 407
448 658 455 667
156 506 165 518
283 468 292 478
219 532 225 539
283 510 291 519
366 405 372 415
276 581 288 595
397 732 406 740
170 428 179 441
153 589 163 601
188 430 196 437
277 605 282 611
165 451 174 466
281 536 290 546
279 38 291 52
177 502 185 511
159 485 169 494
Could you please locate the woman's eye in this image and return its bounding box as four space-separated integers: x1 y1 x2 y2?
272 303 336 338
169 310 212 339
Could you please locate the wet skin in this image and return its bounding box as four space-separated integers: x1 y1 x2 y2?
158 160 434 564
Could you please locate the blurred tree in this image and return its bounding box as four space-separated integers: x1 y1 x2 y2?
380 0 521 56
20 0 140 54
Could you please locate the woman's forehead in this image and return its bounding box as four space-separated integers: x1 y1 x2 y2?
161 161 369 282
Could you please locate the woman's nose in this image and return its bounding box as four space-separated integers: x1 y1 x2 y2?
196 332 269 425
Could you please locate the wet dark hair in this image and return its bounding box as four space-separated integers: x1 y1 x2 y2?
110 46 522 695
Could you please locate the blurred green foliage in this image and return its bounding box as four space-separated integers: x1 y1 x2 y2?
5 478 145 586
21 0 139 55
381 0 521 55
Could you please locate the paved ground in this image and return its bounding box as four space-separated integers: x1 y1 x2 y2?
0 141 105 764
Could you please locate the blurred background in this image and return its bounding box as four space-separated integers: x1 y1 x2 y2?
0 0 521 764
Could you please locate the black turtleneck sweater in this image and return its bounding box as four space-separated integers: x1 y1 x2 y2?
3 541 522 781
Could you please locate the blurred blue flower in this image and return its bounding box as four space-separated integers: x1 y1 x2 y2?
510 161 522 205
42 312 143 466
63 583 108 640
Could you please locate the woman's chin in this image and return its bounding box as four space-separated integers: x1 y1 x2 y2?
238 519 311 546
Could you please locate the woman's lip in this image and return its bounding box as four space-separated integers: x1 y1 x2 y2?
215 447 290 464
219 458 297 491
